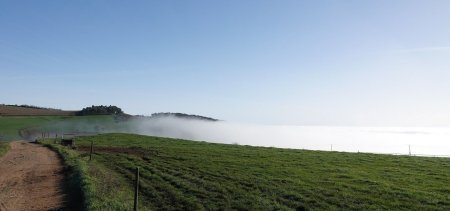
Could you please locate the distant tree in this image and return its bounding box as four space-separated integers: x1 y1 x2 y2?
76 105 124 116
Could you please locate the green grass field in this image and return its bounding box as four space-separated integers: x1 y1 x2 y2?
0 115 125 141
0 116 63 140
44 133 450 210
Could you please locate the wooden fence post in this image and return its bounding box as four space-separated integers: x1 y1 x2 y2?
89 141 93 161
134 167 139 211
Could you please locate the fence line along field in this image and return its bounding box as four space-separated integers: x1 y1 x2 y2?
43 133 450 210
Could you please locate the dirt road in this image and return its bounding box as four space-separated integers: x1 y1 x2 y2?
0 141 67 211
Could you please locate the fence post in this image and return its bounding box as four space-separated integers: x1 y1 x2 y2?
134 167 139 211
89 140 93 161
409 145 411 156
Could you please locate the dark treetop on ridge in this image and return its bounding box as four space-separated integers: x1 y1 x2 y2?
150 112 218 121
76 105 124 116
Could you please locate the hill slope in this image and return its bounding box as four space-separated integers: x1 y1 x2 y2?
150 112 218 121
0 105 76 116
0 115 120 141
44 133 450 210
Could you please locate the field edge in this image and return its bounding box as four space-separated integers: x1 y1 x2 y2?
43 143 92 211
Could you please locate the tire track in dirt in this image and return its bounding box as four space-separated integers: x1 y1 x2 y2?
0 141 68 211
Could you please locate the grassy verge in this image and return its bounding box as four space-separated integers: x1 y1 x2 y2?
42 141 140 210
44 133 450 210
0 141 10 157
43 143 92 210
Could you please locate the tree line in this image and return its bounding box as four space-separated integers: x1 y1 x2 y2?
76 105 124 116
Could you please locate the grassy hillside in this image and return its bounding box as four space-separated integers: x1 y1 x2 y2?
0 105 76 116
0 116 64 140
0 115 123 141
44 133 450 210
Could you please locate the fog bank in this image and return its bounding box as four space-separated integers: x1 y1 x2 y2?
130 117 450 157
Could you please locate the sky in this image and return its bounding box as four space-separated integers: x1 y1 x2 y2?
1 0 450 126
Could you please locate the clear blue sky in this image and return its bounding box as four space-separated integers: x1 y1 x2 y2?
1 0 450 126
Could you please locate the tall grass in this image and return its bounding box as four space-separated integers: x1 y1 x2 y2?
43 144 92 210
0 141 9 157
43 142 139 210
